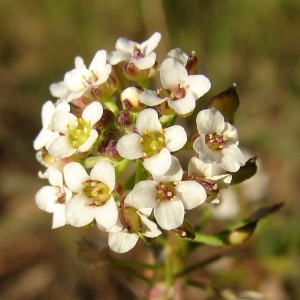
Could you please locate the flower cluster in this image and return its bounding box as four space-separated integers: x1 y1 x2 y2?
34 32 245 253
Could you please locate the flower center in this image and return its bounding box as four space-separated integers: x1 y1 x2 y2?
133 46 144 59
67 118 91 149
82 180 111 206
118 206 142 234
55 190 67 204
170 80 186 100
205 133 227 150
156 182 177 202
140 130 165 158
190 174 219 196
82 70 99 86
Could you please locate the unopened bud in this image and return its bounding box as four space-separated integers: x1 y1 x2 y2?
185 51 198 75
121 86 145 112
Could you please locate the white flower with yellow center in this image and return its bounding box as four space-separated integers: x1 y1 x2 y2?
139 58 211 115
117 108 187 176
107 32 161 70
63 161 118 230
48 101 103 158
193 108 245 172
129 156 206 230
35 167 72 229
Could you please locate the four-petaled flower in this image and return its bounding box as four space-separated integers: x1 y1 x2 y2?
117 108 187 176
187 157 232 203
50 50 112 102
107 32 161 70
193 108 245 172
139 58 211 115
129 157 206 230
48 101 103 158
63 161 118 230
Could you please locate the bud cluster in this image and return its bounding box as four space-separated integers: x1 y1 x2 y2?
34 32 246 253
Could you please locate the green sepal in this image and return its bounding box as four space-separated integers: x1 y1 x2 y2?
207 84 239 124
227 156 258 185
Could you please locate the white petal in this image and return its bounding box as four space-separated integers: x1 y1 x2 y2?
143 148 171 176
35 186 60 213
51 111 77 134
93 64 111 84
78 129 98 152
90 161 115 191
74 56 86 69
115 37 136 53
211 174 232 189
65 194 95 227
89 50 107 72
131 180 158 208
52 206 67 229
132 53 156 70
164 125 187 152
41 100 55 127
139 213 161 238
175 181 206 210
219 144 245 172
136 108 162 134
50 81 69 98
140 32 161 56
117 133 143 159
107 51 131 65
188 157 212 177
160 58 188 90
33 128 55 150
167 93 196 115
48 166 63 187
196 108 225 134
152 156 183 182
82 102 103 125
185 75 211 99
63 162 89 192
167 48 188 65
139 90 165 106
48 136 76 158
154 201 184 230
64 68 87 92
108 231 139 253
94 197 118 230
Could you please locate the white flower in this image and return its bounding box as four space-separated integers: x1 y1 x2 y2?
50 51 111 102
107 32 161 70
139 58 211 115
33 100 70 150
129 156 206 230
193 108 245 172
187 157 232 203
63 161 118 230
117 108 187 176
48 101 103 158
107 193 161 253
35 167 72 228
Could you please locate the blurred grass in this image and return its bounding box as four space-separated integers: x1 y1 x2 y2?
0 0 300 299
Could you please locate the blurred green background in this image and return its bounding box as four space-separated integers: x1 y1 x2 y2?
0 0 299 299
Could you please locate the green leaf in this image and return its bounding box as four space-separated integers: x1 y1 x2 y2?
207 84 239 124
227 156 258 185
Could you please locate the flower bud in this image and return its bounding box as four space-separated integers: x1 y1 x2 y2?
208 84 239 124
185 51 198 75
172 220 195 240
117 110 135 129
106 140 121 161
121 86 146 112
123 61 159 82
